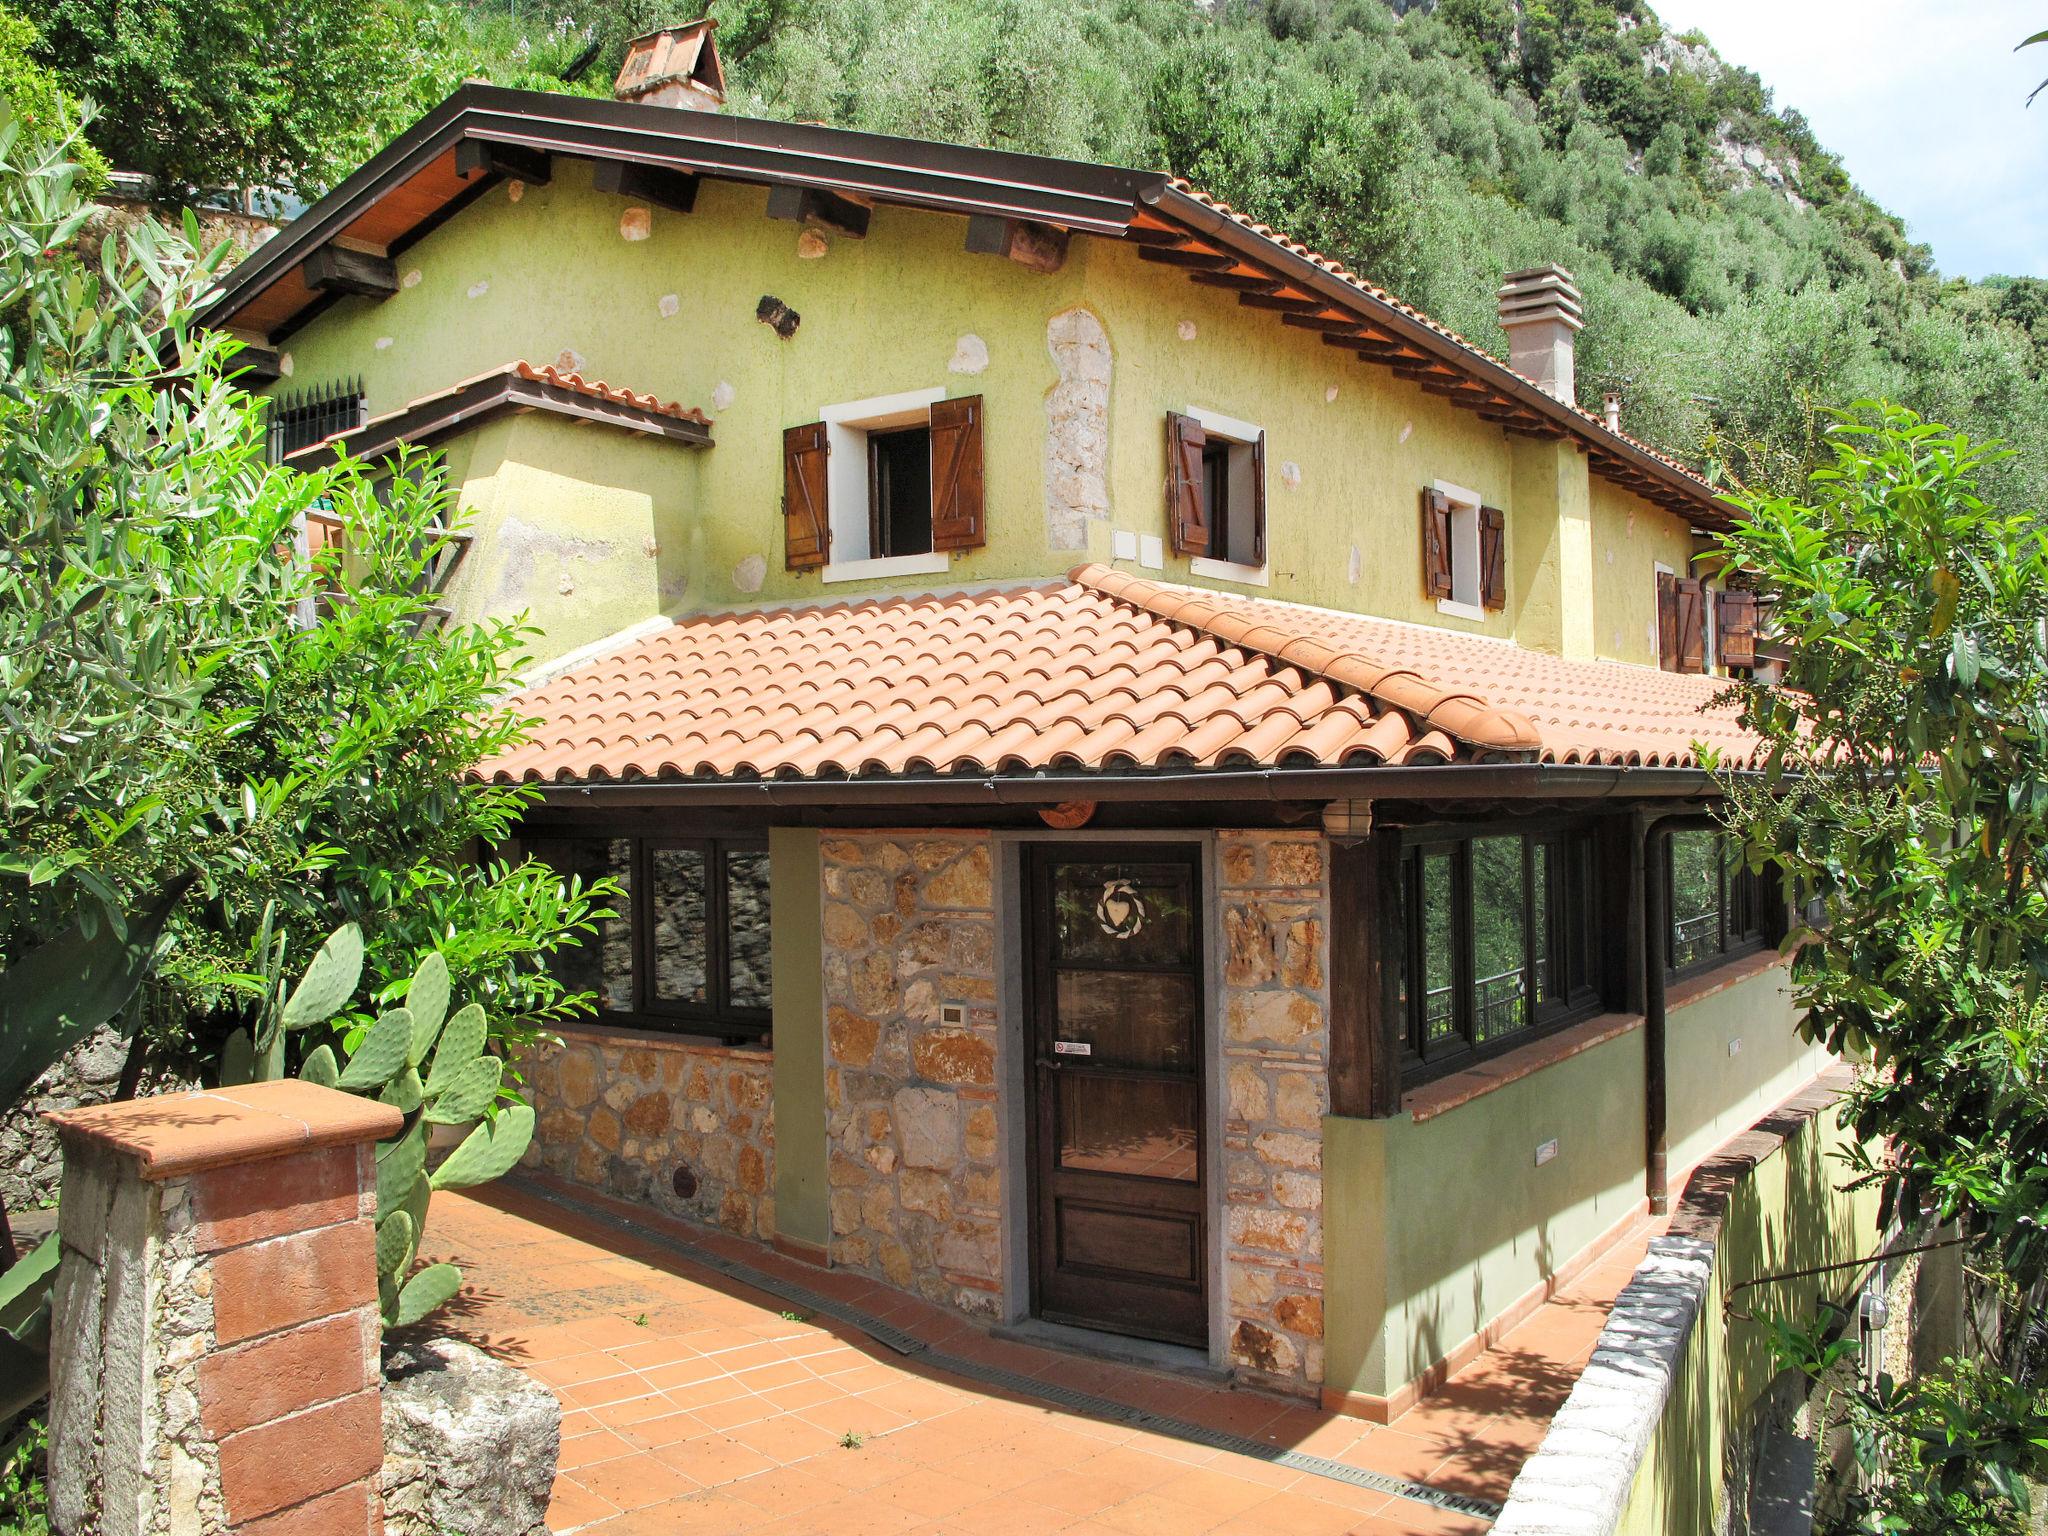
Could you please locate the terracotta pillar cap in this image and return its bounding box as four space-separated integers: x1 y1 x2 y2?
47 1080 400 1180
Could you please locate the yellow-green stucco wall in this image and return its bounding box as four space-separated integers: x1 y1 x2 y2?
1323 962 1828 1406
272 158 1694 665
1614 1092 1877 1535
769 827 828 1251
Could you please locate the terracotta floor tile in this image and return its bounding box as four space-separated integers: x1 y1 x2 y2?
1151 1465 1285 1520
585 1490 758 1535
730 1412 848 1467
930 1497 1084 1535
615 1410 711 1452
570 1451 701 1512
1345 1499 1494 1535
798 1396 917 1443
796 1495 932 1535
864 1466 992 1520
690 1392 781 1433
560 1373 662 1412
1337 1429 1457 1485
531 1351 637 1389
757 1378 848 1416
734 1358 819 1393
544 1476 619 1534
653 1432 779 1488
1209 1490 1387 1535
557 1428 639 1471
723 1462 846 1517
1095 1489 1231 1536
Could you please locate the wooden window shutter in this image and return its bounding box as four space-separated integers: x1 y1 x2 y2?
1657 571 1680 671
1478 505 1506 611
1166 412 1208 557
1717 590 1757 668
1250 430 1268 566
1421 488 1453 599
929 395 985 552
782 422 829 570
1674 578 1707 673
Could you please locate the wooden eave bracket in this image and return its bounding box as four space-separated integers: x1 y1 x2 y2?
303 244 398 300
766 184 870 238
592 157 700 214
456 137 552 186
964 213 1068 272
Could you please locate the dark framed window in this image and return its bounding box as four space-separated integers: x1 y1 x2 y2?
1392 824 1600 1081
266 377 367 464
1665 830 1769 976
528 835 772 1042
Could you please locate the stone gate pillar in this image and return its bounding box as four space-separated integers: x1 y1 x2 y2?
45 1080 400 1536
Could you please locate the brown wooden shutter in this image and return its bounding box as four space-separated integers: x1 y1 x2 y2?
1250 431 1268 566
1421 488 1453 599
1717 590 1757 668
1478 505 1505 611
1165 412 1208 557
1674 577 1707 673
1657 571 1680 671
782 421 829 570
929 395 985 552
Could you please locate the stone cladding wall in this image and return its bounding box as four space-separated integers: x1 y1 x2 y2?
818 833 1004 1317
1218 830 1332 1396
525 1032 776 1242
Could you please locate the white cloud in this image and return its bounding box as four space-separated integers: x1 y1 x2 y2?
1652 0 2048 278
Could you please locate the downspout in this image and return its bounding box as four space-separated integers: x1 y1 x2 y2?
1642 814 1671 1214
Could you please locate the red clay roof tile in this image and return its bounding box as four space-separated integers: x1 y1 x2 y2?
477 568 1765 787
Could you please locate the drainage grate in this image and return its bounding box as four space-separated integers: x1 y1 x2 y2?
510 1178 1502 1522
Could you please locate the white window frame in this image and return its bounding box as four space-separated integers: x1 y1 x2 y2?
1433 478 1485 622
1185 405 1269 587
819 386 951 584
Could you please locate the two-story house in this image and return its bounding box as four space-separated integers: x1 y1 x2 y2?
198 21 1828 1422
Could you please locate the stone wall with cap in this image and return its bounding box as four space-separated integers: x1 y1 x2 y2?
523 1031 775 1242
1218 830 1331 1397
818 832 1003 1317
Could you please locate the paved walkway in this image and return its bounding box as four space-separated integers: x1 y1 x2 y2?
419 1182 1661 1535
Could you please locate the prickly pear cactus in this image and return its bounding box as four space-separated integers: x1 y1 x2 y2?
271 928 535 1330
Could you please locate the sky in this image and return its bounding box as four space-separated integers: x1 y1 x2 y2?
1649 0 2048 281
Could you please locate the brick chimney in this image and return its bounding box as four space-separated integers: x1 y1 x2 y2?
1497 265 1584 404
614 19 726 111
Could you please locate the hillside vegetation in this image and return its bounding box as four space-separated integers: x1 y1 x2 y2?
22 0 2048 505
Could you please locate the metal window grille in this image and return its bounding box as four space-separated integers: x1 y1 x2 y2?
266 377 366 463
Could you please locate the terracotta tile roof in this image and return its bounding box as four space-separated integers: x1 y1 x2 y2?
1162 181 1716 494
478 569 1764 787
285 359 711 468
504 361 709 425
1078 567 1764 771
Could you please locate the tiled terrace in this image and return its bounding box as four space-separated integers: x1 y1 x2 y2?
421 1181 1662 1535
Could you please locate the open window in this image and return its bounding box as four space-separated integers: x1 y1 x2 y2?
783 389 984 581
1656 568 1707 673
1166 408 1266 581
1421 483 1505 620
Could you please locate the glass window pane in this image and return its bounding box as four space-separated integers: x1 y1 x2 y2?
1054 971 1199 1071
651 846 710 1004
1420 849 1457 1049
1472 837 1529 1041
1057 1075 1198 1182
725 849 773 1010
536 838 634 1012
1051 862 1195 968
1532 841 1555 1005
1670 830 1723 969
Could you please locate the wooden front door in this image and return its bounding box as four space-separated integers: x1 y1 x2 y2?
1026 845 1208 1348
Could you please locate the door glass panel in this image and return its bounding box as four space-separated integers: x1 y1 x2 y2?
1057 1075 1198 1182
725 849 773 1009
650 847 709 1004
1472 836 1528 1041
1051 861 1195 967
1052 971 1197 1070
